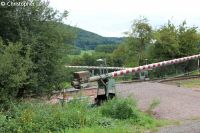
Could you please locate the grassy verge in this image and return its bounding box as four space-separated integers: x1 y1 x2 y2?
80 50 94 56
180 79 200 88
0 98 168 133
69 50 95 58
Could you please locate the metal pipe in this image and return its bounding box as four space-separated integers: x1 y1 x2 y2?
65 65 126 70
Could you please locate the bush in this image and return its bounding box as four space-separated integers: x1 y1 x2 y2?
101 97 138 119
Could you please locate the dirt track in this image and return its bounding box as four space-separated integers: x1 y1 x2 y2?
116 82 200 120
117 82 200 132
157 120 200 133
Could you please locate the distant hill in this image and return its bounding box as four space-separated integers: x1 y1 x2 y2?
75 27 124 50
59 23 124 50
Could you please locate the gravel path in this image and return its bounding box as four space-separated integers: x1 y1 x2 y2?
116 82 200 132
116 82 200 120
157 120 200 133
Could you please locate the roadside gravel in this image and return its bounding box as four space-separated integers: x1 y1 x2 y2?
157 120 200 133
116 82 200 120
116 82 200 133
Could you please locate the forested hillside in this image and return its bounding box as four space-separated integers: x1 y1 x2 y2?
62 24 124 50
75 28 124 49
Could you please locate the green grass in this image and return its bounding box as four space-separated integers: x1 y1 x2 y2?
190 70 200 75
62 123 146 133
180 79 200 88
63 82 71 88
69 50 95 58
80 50 94 56
0 98 168 133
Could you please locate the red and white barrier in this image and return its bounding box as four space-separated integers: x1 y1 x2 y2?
111 54 200 77
71 54 200 84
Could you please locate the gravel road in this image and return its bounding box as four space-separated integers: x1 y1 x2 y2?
116 82 200 120
116 82 200 133
157 120 200 133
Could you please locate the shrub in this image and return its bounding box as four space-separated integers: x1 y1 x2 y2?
101 97 138 119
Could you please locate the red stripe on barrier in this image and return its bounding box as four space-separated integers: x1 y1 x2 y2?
113 73 117 77
120 71 124 75
126 70 129 74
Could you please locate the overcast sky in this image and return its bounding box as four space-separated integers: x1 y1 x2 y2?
49 0 200 37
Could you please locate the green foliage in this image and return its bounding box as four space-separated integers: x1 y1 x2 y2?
62 123 148 133
0 98 165 133
95 44 117 53
112 18 200 78
0 0 75 103
125 17 152 65
178 21 199 56
112 41 138 67
151 21 180 60
112 17 152 67
147 20 200 77
130 17 152 41
151 21 200 60
68 46 81 55
75 27 123 50
112 44 128 66
0 2 21 43
70 52 113 67
0 100 99 132
101 98 138 119
0 40 31 109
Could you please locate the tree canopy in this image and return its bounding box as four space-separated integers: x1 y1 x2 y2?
0 0 75 106
111 18 200 74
